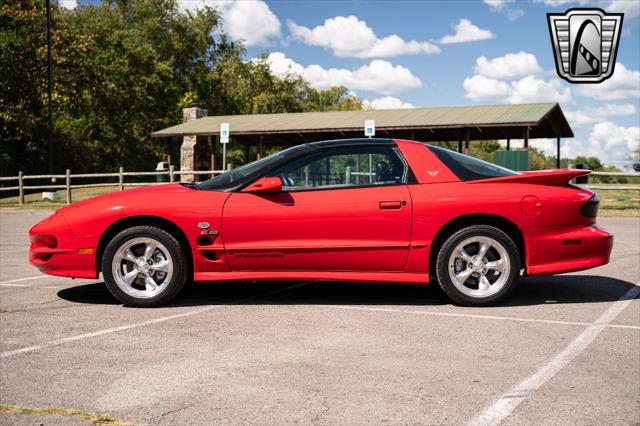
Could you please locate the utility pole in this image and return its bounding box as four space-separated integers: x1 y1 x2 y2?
46 0 54 174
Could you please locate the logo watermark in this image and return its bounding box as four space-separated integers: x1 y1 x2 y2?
547 8 623 83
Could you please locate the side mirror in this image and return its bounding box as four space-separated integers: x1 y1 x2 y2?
243 176 283 193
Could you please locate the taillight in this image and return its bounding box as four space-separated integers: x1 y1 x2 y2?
580 193 600 218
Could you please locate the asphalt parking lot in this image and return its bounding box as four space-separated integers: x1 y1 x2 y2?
0 210 638 425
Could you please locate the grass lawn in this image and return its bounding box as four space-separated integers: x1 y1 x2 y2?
596 188 640 217
1 185 638 216
0 405 130 425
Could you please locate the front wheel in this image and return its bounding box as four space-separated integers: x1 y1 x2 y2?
435 225 520 306
102 226 188 307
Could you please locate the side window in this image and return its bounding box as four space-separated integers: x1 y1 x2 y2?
270 146 408 190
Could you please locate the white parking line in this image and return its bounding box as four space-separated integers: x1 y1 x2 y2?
0 248 28 253
0 275 53 286
0 281 314 359
468 282 640 426
313 304 640 330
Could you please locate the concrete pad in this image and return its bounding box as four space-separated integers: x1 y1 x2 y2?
1 211 638 425
610 298 640 327
0 211 49 282
1 304 583 425
503 327 640 425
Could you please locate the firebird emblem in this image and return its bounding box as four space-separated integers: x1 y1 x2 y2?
427 170 440 177
197 222 210 229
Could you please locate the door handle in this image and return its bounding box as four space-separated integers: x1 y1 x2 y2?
379 201 403 210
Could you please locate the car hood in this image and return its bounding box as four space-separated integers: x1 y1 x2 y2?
57 183 228 215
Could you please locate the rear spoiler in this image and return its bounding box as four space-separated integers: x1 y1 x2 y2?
469 169 591 186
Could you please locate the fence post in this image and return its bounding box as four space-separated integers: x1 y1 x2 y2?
118 167 124 191
18 171 24 205
66 169 72 205
169 165 175 183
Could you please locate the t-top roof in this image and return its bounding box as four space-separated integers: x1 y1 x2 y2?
152 102 573 143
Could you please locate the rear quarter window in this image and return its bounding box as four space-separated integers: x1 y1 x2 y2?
427 145 519 181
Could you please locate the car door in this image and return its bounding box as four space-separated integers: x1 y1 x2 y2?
221 145 413 271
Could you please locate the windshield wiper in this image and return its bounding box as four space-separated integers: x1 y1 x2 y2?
179 182 199 190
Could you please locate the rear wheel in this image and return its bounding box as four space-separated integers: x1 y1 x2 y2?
435 225 519 306
102 226 188 307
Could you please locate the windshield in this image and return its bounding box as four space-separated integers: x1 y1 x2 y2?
197 144 315 190
428 145 519 181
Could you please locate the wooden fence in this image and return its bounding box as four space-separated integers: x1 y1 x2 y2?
1 169 638 206
0 167 225 205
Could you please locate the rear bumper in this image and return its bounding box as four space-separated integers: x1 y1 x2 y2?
525 224 613 276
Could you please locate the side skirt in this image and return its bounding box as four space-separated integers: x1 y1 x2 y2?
194 271 429 284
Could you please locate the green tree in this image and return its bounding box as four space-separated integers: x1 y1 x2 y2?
573 156 604 171
0 1 365 175
304 86 362 112
1 0 226 174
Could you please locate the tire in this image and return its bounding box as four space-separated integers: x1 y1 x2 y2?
435 225 520 306
102 226 188 307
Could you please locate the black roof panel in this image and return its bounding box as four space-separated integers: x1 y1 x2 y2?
309 138 396 149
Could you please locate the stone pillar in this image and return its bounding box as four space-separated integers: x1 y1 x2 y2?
180 106 208 183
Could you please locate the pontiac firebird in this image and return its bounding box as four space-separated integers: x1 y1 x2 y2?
29 138 613 307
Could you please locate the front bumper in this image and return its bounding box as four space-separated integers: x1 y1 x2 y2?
525 224 613 276
29 212 98 279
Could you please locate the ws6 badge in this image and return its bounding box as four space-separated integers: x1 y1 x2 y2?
547 8 623 83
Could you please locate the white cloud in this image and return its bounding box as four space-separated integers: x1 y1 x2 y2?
262 52 422 96
575 63 640 101
596 103 637 116
499 128 638 166
509 76 572 104
484 0 524 21
565 103 636 127
464 74 571 104
582 122 640 163
464 51 571 104
505 9 525 21
475 52 543 80
539 0 584 5
484 0 514 10
58 0 77 9
178 0 281 46
287 16 440 58
362 96 415 110
263 52 304 77
539 0 638 19
439 19 494 44
464 75 512 100
527 122 640 165
603 0 640 19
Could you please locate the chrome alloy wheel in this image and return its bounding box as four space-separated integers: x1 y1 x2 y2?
111 237 174 299
447 236 511 299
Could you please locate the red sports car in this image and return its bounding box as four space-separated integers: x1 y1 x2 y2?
29 138 613 307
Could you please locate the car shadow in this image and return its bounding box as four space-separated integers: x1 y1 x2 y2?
57 275 639 308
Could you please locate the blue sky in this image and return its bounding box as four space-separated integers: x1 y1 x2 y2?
63 0 640 167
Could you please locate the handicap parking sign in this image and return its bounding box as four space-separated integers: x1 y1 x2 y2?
364 119 375 137
220 123 229 143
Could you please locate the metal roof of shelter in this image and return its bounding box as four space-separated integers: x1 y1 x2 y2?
151 102 573 145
